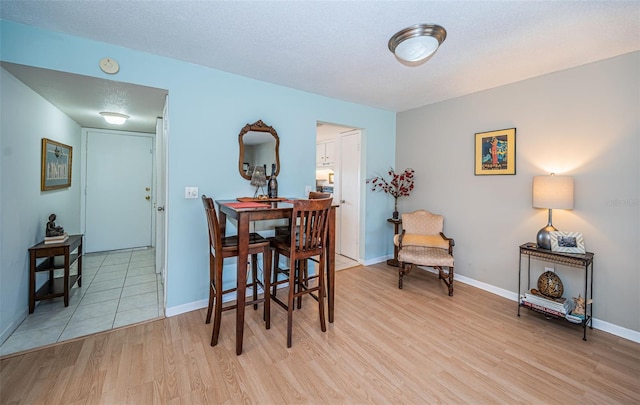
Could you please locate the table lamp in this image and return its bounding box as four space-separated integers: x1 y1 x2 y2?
532 174 574 249
250 165 267 198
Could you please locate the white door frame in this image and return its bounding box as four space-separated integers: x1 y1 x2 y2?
156 96 169 309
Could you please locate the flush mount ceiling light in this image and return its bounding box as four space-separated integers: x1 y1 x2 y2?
388 24 447 65
100 112 129 125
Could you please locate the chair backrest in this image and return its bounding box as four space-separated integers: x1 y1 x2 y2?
202 195 222 252
401 210 444 235
308 191 331 200
289 197 332 259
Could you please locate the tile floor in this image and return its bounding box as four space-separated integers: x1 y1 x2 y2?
335 254 360 271
0 251 358 357
0 248 164 357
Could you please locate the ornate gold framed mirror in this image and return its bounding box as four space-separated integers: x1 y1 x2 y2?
238 120 280 180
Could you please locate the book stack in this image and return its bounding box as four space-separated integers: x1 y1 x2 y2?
44 233 69 244
521 290 569 317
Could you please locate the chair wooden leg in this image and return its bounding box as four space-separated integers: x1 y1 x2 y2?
287 268 295 348
398 262 404 289
206 284 214 324
317 259 326 333
297 259 305 309
211 267 223 346
436 266 455 296
272 251 280 300
263 248 272 329
206 254 215 323
251 253 258 310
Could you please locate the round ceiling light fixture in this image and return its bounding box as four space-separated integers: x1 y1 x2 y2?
100 112 129 125
388 24 447 66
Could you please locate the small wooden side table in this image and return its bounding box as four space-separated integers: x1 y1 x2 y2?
28 234 83 313
386 218 402 267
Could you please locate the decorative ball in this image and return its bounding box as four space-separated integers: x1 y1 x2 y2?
537 271 564 298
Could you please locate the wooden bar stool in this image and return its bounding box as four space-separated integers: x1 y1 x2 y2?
202 195 272 347
268 197 332 347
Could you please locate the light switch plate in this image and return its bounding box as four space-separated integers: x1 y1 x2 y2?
185 187 198 199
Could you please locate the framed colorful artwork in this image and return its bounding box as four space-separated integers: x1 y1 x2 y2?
474 128 516 175
41 138 72 191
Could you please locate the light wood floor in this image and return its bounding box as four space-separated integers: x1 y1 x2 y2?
1 263 639 404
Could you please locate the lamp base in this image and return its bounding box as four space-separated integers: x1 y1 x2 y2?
536 224 558 250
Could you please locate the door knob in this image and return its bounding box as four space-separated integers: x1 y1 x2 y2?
157 206 165 212
145 195 151 200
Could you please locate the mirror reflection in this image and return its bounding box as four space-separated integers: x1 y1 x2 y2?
238 120 280 180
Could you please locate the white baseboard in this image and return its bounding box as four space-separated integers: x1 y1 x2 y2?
363 255 391 267
166 285 288 318
591 318 640 343
165 298 208 317
0 309 28 346
366 257 640 344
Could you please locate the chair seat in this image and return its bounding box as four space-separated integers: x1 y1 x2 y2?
398 246 454 267
221 232 270 250
274 225 290 238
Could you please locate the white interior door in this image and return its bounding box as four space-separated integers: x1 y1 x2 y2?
85 129 154 253
337 130 361 260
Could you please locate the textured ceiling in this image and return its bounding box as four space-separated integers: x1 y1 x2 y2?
1 0 639 115
1 62 167 133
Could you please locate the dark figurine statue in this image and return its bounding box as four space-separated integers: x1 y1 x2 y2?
46 214 65 237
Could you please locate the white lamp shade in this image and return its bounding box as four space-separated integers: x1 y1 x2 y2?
532 175 574 209
394 36 440 62
250 166 267 186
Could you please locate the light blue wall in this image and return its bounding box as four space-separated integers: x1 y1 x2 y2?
0 20 396 320
0 67 82 342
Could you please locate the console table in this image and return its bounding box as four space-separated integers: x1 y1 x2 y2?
28 234 83 313
517 242 594 340
386 218 402 267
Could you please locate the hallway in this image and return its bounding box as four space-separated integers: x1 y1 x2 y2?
0 248 163 356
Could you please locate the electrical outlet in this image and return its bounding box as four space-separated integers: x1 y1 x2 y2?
185 186 198 199
545 266 554 273
305 186 312 197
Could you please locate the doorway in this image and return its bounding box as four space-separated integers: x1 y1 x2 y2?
0 63 169 356
84 129 154 253
316 122 362 263
336 130 361 260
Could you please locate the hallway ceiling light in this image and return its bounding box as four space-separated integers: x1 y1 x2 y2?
388 24 447 65
100 112 129 125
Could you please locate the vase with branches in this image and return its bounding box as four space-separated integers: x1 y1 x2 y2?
367 167 415 219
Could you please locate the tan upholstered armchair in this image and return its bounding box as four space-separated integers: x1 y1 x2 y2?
394 210 455 295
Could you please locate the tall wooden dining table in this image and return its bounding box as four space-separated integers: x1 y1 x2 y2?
216 199 337 355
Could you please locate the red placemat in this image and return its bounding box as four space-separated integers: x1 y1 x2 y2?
223 201 271 209
237 197 287 202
